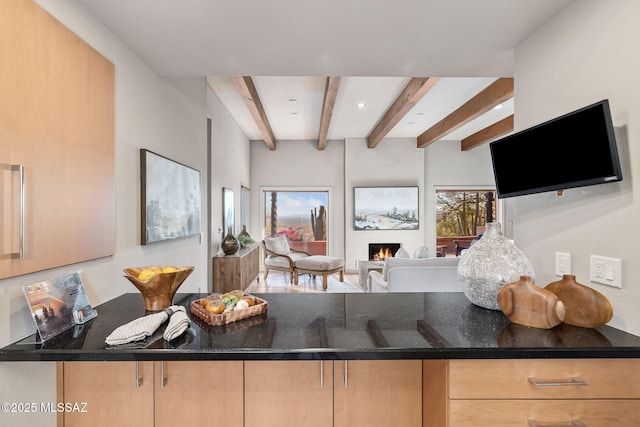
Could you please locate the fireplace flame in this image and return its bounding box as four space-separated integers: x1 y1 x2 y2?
372 247 393 261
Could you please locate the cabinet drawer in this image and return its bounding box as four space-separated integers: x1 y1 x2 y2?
449 399 640 427
449 359 640 399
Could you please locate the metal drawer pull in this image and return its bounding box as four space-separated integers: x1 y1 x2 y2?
1 163 25 259
15 164 24 259
320 360 324 388
135 361 143 388
528 377 587 387
344 360 348 388
528 419 586 427
160 361 167 388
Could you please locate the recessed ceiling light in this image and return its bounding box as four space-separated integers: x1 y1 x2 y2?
289 99 297 104
407 121 415 125
355 102 367 109
416 112 425 116
493 104 503 110
290 112 299 116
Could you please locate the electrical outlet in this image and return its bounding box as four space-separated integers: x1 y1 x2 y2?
555 252 571 277
590 255 622 288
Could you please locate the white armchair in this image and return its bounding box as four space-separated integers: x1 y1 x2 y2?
262 235 310 283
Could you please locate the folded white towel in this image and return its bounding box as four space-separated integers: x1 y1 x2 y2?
105 306 178 346
163 306 190 341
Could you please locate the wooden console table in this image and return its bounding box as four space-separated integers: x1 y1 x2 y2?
213 245 259 293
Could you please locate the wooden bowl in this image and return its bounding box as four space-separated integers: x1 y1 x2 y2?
123 266 195 311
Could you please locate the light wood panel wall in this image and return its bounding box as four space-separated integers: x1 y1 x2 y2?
0 0 115 278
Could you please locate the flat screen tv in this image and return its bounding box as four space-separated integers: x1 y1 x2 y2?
490 99 622 198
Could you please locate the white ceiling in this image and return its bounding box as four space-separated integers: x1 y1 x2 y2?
207 75 516 142
77 0 573 145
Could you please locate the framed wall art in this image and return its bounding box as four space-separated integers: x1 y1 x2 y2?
353 186 419 230
140 149 201 244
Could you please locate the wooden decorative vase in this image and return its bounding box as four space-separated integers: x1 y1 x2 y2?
497 275 565 329
545 274 613 328
124 266 195 312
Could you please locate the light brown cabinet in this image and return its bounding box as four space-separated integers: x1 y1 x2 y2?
60 359 420 427
60 361 154 427
213 245 259 293
0 0 115 278
154 361 243 427
60 361 243 427
246 360 421 427
245 361 333 427
61 358 640 426
425 358 640 426
449 400 640 426
334 360 423 427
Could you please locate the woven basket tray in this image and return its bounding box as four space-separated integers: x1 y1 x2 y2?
190 295 268 326
191 311 267 335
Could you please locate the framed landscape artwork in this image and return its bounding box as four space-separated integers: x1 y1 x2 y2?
140 149 201 244
354 186 419 230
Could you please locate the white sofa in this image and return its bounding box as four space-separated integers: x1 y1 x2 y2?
368 257 461 293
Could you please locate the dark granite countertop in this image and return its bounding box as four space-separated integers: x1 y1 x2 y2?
2 292 640 361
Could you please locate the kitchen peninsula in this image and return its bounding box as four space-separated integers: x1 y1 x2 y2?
2 292 640 426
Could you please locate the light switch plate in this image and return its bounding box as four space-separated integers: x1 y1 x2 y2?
590 255 622 288
555 252 571 277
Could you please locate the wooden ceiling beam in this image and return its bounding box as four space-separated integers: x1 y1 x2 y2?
232 76 276 150
367 77 438 149
417 77 514 148
318 77 341 150
461 114 514 151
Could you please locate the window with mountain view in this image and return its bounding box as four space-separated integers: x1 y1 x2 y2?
263 190 328 255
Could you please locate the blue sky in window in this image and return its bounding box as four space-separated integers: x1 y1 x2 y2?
267 192 328 217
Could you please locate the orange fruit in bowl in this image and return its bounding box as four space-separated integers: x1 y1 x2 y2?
137 269 155 281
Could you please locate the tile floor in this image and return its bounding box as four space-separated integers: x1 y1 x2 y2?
246 271 364 293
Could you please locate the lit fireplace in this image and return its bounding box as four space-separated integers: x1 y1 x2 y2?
372 247 393 261
368 243 401 261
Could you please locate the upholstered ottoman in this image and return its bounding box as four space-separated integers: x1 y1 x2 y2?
294 256 344 290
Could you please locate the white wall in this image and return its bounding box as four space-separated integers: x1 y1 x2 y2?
0 1 208 424
207 85 252 266
250 139 345 259
512 0 640 335
249 137 496 275
345 138 425 271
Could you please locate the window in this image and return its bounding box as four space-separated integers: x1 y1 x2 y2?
436 189 496 256
263 190 329 255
